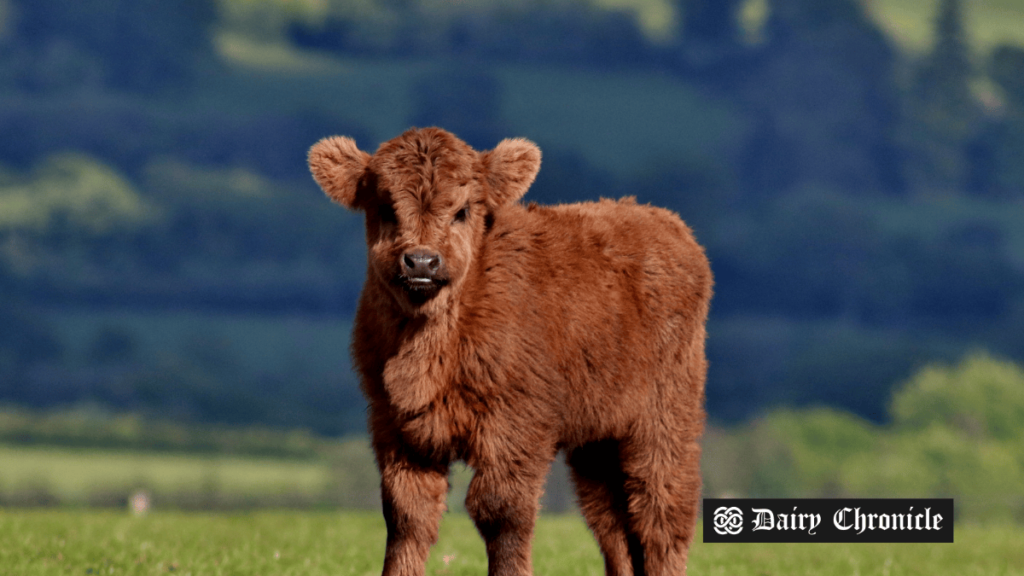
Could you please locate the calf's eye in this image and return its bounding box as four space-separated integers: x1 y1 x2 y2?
379 204 398 225
453 206 470 223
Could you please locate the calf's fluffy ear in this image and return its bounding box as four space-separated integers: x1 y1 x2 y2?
308 136 371 209
482 138 541 208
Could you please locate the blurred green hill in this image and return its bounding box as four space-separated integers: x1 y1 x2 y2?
1 0 1024 434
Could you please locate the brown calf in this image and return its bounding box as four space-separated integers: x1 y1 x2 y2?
308 127 712 576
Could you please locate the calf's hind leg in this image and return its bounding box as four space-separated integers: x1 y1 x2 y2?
567 440 640 576
620 433 702 576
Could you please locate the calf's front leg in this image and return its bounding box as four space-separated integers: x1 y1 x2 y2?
378 452 450 576
465 459 551 576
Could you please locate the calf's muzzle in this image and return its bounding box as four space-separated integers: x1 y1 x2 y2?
401 248 443 282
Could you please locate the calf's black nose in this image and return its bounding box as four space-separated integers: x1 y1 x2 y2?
402 249 442 279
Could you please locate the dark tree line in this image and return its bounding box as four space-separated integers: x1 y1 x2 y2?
2 0 216 93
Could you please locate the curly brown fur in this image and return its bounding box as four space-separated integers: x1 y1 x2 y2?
309 127 712 576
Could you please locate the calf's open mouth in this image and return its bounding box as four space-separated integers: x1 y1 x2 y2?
395 275 449 303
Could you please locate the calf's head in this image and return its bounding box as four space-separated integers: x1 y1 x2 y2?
309 127 541 317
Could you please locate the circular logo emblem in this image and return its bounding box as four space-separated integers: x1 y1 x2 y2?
713 506 744 535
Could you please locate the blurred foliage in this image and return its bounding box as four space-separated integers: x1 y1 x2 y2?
0 307 365 436
0 153 153 233
289 1 652 66
703 407 879 499
735 0 903 195
987 43 1024 196
678 0 744 48
1 0 1024 434
899 0 983 196
0 302 63 372
890 352 1024 441
408 63 506 150
4 0 216 93
704 353 1024 523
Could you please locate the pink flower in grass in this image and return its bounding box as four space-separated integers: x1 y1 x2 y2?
129 491 151 516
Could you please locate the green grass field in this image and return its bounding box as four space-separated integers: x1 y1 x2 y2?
1 511 1021 575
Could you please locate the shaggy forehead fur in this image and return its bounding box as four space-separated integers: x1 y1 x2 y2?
308 126 541 214
369 128 478 206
